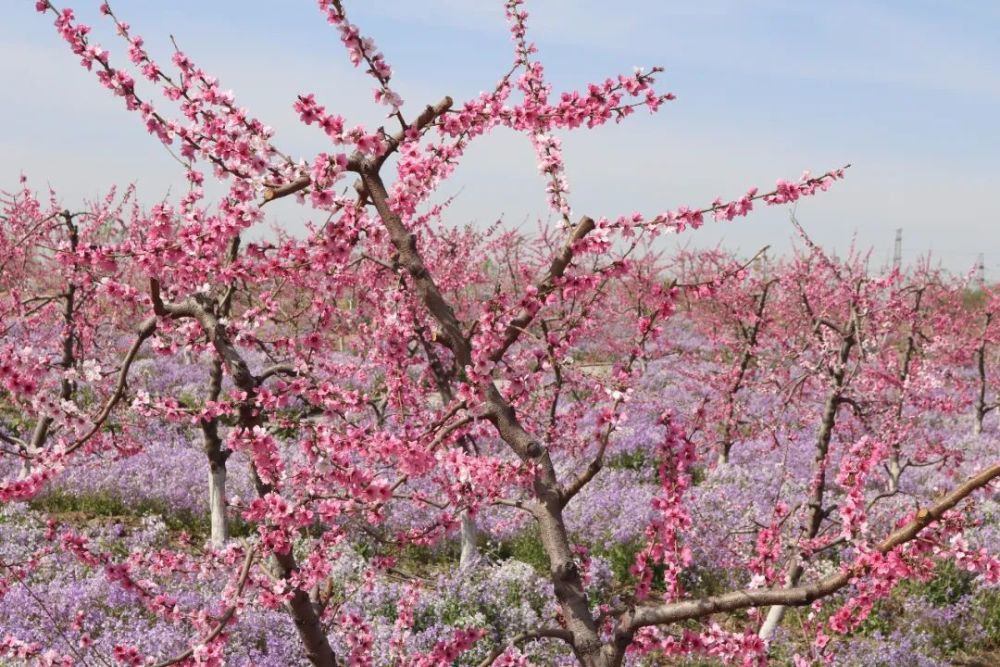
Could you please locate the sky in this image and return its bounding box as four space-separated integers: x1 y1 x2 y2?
2 1 999 274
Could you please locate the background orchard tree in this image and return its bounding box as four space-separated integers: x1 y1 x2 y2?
677 247 777 467
873 258 962 493
0 180 144 476
968 287 1000 436
751 234 916 639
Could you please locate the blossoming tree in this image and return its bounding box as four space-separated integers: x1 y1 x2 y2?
4 0 1000 665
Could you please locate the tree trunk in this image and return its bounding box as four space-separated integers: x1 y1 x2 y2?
535 496 606 666
459 510 479 567
975 315 991 436
886 455 902 493
758 563 803 640
717 445 731 468
271 550 339 667
208 463 229 547
202 355 229 546
759 390 840 640
975 342 987 435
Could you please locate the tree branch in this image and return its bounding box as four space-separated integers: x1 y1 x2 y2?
623 459 1000 632
489 216 596 363
64 315 157 455
257 363 298 383
262 96 454 203
150 546 255 667
475 627 574 667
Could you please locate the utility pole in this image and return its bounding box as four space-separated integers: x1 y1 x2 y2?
893 228 902 270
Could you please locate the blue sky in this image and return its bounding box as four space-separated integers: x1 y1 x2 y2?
2 1 998 274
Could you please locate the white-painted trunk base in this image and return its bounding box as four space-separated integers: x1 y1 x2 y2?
209 466 229 547
758 603 787 640
459 511 480 568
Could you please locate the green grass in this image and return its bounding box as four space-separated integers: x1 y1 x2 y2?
29 489 255 542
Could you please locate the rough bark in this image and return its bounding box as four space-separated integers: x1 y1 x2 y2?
974 314 992 435
201 356 230 547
